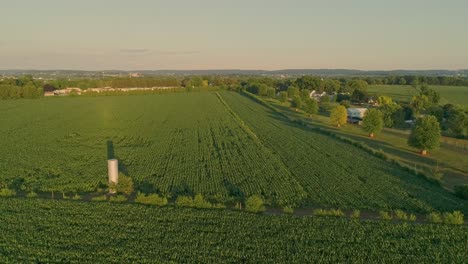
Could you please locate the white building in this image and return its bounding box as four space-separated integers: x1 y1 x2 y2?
347 108 368 120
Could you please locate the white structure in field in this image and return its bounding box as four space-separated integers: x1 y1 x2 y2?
347 108 368 119
108 159 119 185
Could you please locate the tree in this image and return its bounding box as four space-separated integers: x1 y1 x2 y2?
266 87 276 98
408 115 441 155
410 94 430 116
378 96 401 127
115 174 134 195
445 105 467 138
362 109 384 137
330 105 347 127
291 96 303 109
287 86 299 98
420 86 440 105
303 98 318 115
245 195 265 213
277 91 288 103
300 89 310 100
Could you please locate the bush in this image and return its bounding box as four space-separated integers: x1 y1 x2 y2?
350 210 361 219
408 214 417 222
454 184 468 200
0 188 16 197
394 210 408 221
427 212 443 224
26 192 38 198
379 211 392 220
443 211 464 225
135 193 168 206
193 194 212 209
313 209 344 217
245 195 265 213
283 206 294 214
91 195 107 202
175 196 194 207
109 195 127 203
72 194 81 200
116 174 134 195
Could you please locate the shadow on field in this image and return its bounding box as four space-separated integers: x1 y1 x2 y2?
107 140 115 159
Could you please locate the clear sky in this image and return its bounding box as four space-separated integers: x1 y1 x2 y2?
1 0 467 70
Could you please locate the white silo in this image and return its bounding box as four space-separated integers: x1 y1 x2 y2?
108 159 119 186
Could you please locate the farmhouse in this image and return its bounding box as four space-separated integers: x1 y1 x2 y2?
309 90 327 100
347 108 367 124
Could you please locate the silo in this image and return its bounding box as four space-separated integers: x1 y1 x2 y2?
108 159 119 185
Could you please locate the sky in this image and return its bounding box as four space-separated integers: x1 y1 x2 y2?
0 0 467 70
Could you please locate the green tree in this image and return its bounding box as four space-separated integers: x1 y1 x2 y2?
291 96 303 109
378 96 401 127
300 89 310 100
266 87 276 98
330 105 347 127
446 106 467 138
245 195 265 213
277 91 288 103
410 94 430 116
116 174 134 195
303 98 318 115
408 115 441 155
287 86 299 98
362 109 384 138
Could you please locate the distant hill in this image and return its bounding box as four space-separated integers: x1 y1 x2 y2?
2 69 467 77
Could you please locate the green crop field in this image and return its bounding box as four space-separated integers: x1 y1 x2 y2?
0 92 467 212
0 198 467 263
368 85 468 106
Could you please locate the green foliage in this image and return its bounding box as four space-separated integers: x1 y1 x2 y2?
394 210 408 221
330 105 348 127
109 195 127 203
339 100 351 108
313 209 345 217
115 174 134 195
350 210 361 219
91 195 107 202
408 115 441 153
454 184 468 200
277 91 288 102
427 212 443 224
135 193 168 206
362 108 384 136
303 98 318 114
266 87 276 98
193 194 212 209
379 211 392 220
442 211 464 225
291 96 303 109
175 196 194 207
0 188 16 197
26 192 38 198
287 86 299 98
408 214 417 222
245 195 265 213
283 206 294 214
72 194 81 200
2 198 468 263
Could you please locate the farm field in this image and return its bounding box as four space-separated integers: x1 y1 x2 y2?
368 85 468 106
0 92 467 213
263 97 468 189
0 198 467 263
